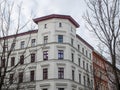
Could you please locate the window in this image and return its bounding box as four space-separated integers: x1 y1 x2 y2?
87 74 90 86
43 68 48 79
83 76 86 86
44 24 47 28
89 53 91 59
11 57 15 66
43 51 48 60
78 58 81 66
71 53 74 62
11 42 15 50
71 38 73 46
31 39 36 47
90 65 92 72
86 50 88 57
30 70 34 81
82 48 84 54
83 61 85 69
19 72 23 83
58 50 64 59
44 36 48 44
79 74 81 84
31 53 35 62
58 68 64 79
78 45 80 51
20 41 25 49
9 74 14 84
86 63 88 71
58 88 64 90
20 55 24 65
1 59 5 67
72 70 74 81
59 22 62 27
3 40 8 51
58 35 63 43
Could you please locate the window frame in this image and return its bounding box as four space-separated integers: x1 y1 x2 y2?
44 36 48 44
11 57 15 66
58 35 63 43
43 68 48 79
58 67 64 79
20 41 25 49
58 50 64 59
31 39 36 47
20 55 24 65
43 51 48 60
30 70 35 81
72 70 74 81
31 53 35 62
9 73 14 84
19 72 23 83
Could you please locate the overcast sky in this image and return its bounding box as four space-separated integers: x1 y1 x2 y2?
13 0 98 49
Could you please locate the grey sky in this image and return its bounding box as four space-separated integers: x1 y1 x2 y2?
13 0 98 49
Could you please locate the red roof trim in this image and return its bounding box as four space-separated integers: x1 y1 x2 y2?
76 34 93 50
0 30 38 40
33 14 80 28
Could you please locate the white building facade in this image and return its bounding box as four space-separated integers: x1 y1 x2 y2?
0 14 93 90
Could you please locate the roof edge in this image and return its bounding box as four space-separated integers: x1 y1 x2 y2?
33 14 80 28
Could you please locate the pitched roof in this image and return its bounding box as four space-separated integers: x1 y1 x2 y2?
0 30 38 39
76 34 93 50
33 14 80 28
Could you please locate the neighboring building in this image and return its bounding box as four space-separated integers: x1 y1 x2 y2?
104 60 120 90
93 50 120 90
93 51 109 90
0 14 94 90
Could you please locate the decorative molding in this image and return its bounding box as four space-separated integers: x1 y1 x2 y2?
40 83 50 87
28 65 36 70
56 45 66 49
71 65 76 69
57 63 66 66
42 31 51 35
41 64 50 67
56 83 67 86
71 48 75 52
42 46 50 50
71 84 77 88
55 30 66 33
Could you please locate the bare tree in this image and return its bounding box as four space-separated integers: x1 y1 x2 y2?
84 0 120 89
0 0 34 90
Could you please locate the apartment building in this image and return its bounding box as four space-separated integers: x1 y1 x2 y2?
0 14 94 90
93 51 109 90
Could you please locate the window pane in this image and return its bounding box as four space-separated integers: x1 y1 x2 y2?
43 51 48 60
58 35 63 43
58 68 64 79
58 50 64 59
72 70 74 81
1 59 5 67
11 57 15 66
19 72 23 83
31 53 35 62
30 70 34 81
9 74 14 84
20 55 24 64
21 41 25 49
31 39 36 46
43 68 48 79
44 36 48 44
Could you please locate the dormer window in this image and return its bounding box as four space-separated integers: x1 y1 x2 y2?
59 22 62 27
